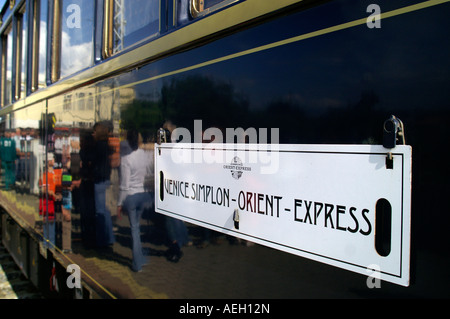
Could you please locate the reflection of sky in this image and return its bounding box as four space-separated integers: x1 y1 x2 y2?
4 28 13 104
39 8 47 86
123 0 159 35
19 10 28 98
120 0 160 49
60 0 94 78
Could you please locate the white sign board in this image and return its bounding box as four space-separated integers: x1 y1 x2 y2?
155 143 411 286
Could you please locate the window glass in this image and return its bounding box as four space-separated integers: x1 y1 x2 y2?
18 9 28 99
177 0 190 25
60 0 94 78
38 0 48 89
113 0 159 53
4 27 13 106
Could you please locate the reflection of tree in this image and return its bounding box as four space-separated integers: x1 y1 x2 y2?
120 99 162 141
122 75 386 145
321 91 386 144
253 90 385 144
263 99 307 144
160 75 250 130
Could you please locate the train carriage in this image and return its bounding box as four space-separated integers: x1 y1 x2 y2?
0 0 449 299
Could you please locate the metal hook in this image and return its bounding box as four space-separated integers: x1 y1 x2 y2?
383 115 405 169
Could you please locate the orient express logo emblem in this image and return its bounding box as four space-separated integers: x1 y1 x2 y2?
223 156 251 180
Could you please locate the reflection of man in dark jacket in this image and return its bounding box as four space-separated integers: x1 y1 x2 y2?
92 122 115 248
77 129 96 248
93 123 112 184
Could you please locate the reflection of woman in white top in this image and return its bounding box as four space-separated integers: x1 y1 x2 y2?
117 129 154 272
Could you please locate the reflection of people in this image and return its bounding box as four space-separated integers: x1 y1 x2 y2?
118 129 153 272
93 122 115 248
78 129 96 248
39 153 56 248
16 128 30 193
162 120 191 262
165 217 189 262
1 130 17 190
61 159 73 253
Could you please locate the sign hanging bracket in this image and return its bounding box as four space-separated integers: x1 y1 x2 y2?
157 127 171 155
383 115 405 169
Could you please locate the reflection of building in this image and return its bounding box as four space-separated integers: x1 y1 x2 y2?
119 87 135 105
12 108 41 130
47 85 135 131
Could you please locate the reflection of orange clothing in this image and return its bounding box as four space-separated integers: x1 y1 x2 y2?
39 171 56 220
54 168 62 192
109 137 120 168
39 171 56 194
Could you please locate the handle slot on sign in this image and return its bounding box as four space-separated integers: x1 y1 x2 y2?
375 198 392 257
160 171 164 201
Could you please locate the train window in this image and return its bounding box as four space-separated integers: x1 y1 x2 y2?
31 0 48 91
1 25 13 107
59 0 94 79
188 0 239 19
111 0 160 54
16 6 27 100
